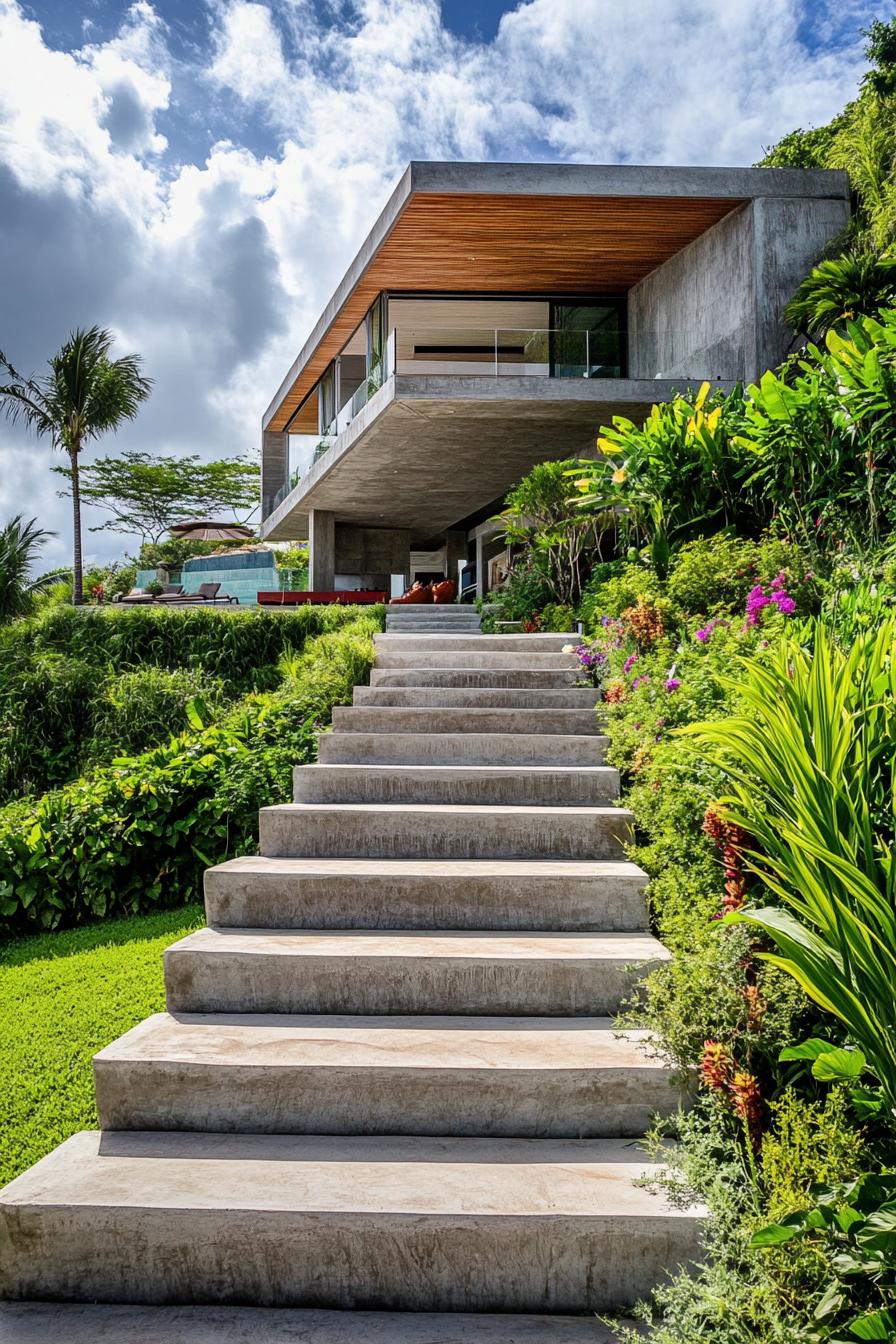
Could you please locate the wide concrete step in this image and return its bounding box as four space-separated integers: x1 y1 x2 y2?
334 706 603 735
0 1131 701 1311
353 686 602 709
204 857 649 931
293 765 620 807
318 731 607 766
374 652 580 670
94 1012 683 1137
375 634 577 651
259 803 632 861
164 929 667 1015
370 669 580 689
0 1303 640 1343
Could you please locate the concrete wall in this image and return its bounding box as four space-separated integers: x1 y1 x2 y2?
628 194 850 385
335 524 411 591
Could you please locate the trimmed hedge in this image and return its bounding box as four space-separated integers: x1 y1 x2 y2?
0 604 384 801
0 615 382 934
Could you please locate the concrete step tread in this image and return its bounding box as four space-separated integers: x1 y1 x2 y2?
299 764 617 779
374 655 580 668
0 1303 640 1342
317 732 608 766
262 802 633 820
97 1011 669 1073
167 928 669 963
336 708 603 732
208 855 645 880
353 689 602 708
1 1130 695 1221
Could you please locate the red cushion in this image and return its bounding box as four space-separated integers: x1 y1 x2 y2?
431 580 457 605
390 584 433 605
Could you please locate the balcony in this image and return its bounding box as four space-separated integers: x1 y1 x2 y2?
262 320 743 540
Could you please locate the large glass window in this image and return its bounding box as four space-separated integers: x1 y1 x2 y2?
550 303 624 378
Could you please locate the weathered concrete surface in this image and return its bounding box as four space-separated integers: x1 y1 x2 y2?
374 634 575 651
317 731 607 766
203 856 649 932
0 1302 643 1343
333 706 603 734
258 802 633 861
369 668 582 689
164 929 668 1015
308 510 336 592
293 764 620 807
374 652 580 670
95 1012 684 1136
0 1131 702 1311
351 687 602 708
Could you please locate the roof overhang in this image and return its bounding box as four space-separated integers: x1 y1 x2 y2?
264 160 850 435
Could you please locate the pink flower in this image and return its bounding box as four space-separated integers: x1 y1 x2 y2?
623 653 638 673
774 594 796 615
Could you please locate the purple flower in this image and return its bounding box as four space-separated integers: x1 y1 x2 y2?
601 615 612 627
664 678 681 692
695 627 710 643
631 675 650 690
773 593 796 615
623 653 638 673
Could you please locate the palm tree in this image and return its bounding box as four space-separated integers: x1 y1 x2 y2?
0 327 152 604
0 515 59 621
785 247 896 336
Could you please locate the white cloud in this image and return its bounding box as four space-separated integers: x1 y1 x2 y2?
0 0 871 568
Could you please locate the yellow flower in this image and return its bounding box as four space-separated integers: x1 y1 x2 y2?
612 467 628 485
575 478 590 492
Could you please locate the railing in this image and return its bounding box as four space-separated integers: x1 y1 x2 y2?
392 326 745 383
271 466 303 513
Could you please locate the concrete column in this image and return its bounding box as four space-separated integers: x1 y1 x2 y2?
308 510 336 591
475 532 488 602
261 429 289 520
445 530 467 585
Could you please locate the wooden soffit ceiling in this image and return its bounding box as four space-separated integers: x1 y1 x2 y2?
270 191 743 432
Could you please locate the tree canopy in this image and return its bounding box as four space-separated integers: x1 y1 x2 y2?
53 451 260 544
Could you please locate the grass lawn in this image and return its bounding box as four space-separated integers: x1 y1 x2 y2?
0 904 204 1188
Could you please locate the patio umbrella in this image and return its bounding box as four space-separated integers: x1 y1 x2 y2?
169 520 255 541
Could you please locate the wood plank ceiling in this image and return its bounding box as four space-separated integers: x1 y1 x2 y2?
271 191 743 433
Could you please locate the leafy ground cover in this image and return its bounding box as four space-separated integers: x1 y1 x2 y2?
0 904 204 1187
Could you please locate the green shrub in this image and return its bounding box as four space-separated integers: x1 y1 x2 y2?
0 652 98 800
85 667 227 763
579 561 663 630
0 615 381 934
0 604 383 802
665 535 820 617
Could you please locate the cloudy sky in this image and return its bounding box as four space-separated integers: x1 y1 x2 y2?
0 0 875 569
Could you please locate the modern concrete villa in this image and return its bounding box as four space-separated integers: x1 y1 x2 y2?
260 160 849 599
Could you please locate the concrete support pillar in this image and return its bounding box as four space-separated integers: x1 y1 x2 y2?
261 430 289 520
445 530 467 585
475 531 488 602
308 509 336 591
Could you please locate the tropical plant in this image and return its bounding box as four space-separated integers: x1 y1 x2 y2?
0 515 60 621
785 250 896 335
735 313 896 550
52 450 260 544
685 619 896 1118
0 328 152 604
572 384 757 574
496 458 606 607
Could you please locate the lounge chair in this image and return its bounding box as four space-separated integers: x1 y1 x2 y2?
116 588 154 605
173 582 239 606
153 585 186 603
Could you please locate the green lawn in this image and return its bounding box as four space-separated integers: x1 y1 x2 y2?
0 904 204 1187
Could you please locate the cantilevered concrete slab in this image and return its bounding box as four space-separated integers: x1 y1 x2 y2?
262 374 694 539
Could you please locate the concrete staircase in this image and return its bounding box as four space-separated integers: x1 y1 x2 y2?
0 624 700 1341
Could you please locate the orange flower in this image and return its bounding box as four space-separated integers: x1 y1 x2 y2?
701 1040 732 1093
731 1071 763 1149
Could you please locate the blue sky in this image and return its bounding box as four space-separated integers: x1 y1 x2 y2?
0 0 878 566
